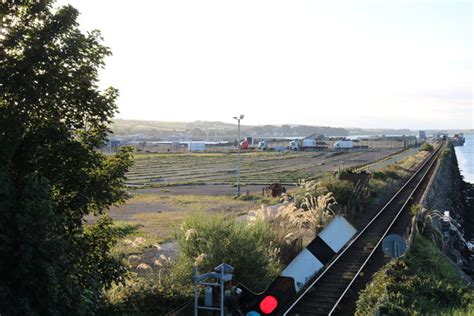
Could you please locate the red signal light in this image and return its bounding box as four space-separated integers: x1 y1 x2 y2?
259 295 278 314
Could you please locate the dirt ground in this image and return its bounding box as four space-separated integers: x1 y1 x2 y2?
133 184 276 196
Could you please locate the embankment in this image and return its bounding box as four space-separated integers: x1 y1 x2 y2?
421 143 474 277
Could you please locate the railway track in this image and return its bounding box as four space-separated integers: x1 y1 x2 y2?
283 144 443 316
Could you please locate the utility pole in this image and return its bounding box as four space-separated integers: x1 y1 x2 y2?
233 115 244 196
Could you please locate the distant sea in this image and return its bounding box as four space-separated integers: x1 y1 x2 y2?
455 134 474 184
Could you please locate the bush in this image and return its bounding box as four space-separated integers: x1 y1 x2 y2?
421 142 434 152
356 236 474 315
440 144 453 160
367 165 408 202
371 171 387 181
236 194 259 201
372 165 405 182
171 212 281 292
366 178 387 198
337 168 352 179
100 274 192 315
319 176 354 206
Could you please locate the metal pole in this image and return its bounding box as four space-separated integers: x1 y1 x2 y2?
237 118 241 196
220 268 224 316
194 266 198 316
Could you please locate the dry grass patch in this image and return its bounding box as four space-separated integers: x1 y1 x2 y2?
397 150 429 170
110 221 164 258
129 193 271 213
130 211 188 241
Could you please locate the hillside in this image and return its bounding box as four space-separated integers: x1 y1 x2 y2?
111 119 349 139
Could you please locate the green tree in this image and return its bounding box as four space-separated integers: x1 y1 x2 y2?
0 1 133 314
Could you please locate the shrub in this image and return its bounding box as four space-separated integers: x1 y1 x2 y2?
237 194 259 201
100 274 192 315
337 168 352 179
318 176 354 206
372 165 405 182
371 171 387 181
440 145 453 160
356 236 474 315
171 212 281 292
382 165 404 179
420 142 434 152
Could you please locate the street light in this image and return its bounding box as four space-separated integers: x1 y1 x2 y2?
233 115 244 196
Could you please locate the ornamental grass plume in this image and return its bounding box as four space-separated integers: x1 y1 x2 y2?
194 253 207 265
184 228 198 241
136 263 152 271
154 254 172 267
247 191 338 239
128 255 141 263
296 192 338 233
124 237 147 248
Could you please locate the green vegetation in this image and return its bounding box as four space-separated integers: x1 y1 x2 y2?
366 164 408 201
173 212 280 292
101 274 192 315
357 205 474 316
365 152 425 201
108 221 164 259
356 236 474 315
0 1 133 314
371 164 405 181
318 176 354 206
236 194 260 201
398 150 429 170
440 144 453 160
421 142 434 152
102 212 281 313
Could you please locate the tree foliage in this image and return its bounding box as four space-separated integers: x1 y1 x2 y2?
0 1 132 314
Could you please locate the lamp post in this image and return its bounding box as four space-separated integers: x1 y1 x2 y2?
233 115 244 196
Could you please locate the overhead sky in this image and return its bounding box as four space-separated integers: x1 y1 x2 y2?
55 0 473 129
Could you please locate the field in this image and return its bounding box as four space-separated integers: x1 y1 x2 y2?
125 149 401 189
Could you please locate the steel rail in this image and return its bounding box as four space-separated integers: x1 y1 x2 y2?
283 145 441 315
